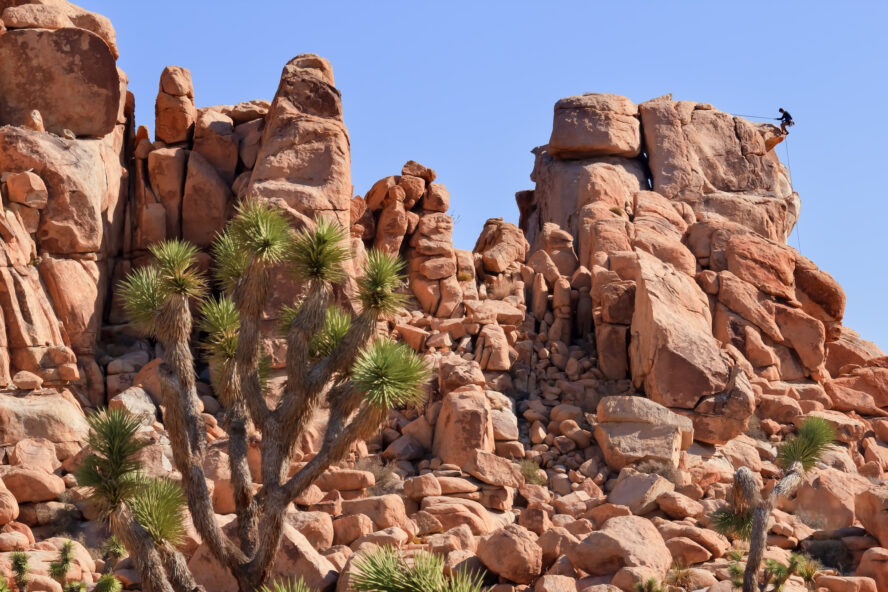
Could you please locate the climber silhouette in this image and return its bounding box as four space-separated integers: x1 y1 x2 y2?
777 108 794 135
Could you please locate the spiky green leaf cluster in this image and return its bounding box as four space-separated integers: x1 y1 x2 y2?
129 477 187 546
352 340 430 410
119 266 162 334
93 574 123 592
633 578 666 592
102 536 127 562
76 409 147 513
199 295 240 360
0 575 9 592
259 578 315 592
211 229 247 293
779 416 835 471
10 550 29 588
792 553 820 584
229 202 292 263
728 562 744 589
119 240 205 333
49 540 75 583
710 507 754 541
764 559 790 591
149 240 206 298
350 547 488 592
358 250 407 316
63 583 86 592
289 218 349 283
310 307 352 358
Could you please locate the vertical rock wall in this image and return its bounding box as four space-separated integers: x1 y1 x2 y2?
0 2 128 402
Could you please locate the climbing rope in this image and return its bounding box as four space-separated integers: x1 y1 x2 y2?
783 136 803 253
732 113 777 120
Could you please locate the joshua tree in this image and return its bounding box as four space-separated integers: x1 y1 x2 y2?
10 551 28 592
712 417 834 592
350 546 489 592
77 408 194 592
109 203 429 591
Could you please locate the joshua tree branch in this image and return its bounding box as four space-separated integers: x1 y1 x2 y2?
232 260 271 426
245 403 387 587
156 297 245 571
743 461 804 592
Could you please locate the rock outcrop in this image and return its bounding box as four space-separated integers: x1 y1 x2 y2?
0 5 887 592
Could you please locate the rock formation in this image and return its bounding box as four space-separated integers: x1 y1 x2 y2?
0 3 887 592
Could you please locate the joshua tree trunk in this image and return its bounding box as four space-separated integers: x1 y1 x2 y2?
158 542 205 592
743 461 804 592
110 506 175 592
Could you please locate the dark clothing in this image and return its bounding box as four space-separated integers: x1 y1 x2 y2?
779 111 793 123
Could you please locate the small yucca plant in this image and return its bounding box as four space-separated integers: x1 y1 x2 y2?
0 575 9 592
350 547 488 592
75 409 146 516
259 578 315 592
633 578 666 592
792 553 820 590
10 550 28 592
102 535 127 567
93 574 123 592
712 417 834 592
49 540 75 583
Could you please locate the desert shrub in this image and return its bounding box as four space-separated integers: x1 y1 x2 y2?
518 459 546 486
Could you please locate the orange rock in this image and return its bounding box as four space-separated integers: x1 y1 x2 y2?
568 515 671 578
477 524 542 584
0 28 120 137
549 94 641 159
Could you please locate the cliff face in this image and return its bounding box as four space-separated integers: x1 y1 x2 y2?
2 3 888 592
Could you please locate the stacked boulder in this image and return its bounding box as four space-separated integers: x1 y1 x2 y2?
357 162 463 318
0 1 129 406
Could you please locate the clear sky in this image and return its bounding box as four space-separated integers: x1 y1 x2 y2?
85 0 888 349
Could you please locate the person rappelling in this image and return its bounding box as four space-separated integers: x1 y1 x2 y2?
777 108 794 134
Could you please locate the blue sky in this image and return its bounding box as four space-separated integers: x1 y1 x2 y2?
86 1 888 349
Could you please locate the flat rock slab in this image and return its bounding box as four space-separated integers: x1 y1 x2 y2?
0 28 120 137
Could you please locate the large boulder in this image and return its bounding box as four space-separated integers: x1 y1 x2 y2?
789 467 871 531
0 27 121 137
0 126 125 255
247 54 351 229
548 94 641 159
639 98 790 202
473 218 529 274
476 524 542 584
530 149 646 245
433 386 495 467
629 250 730 408
856 485 888 547
0 391 88 458
181 151 232 248
568 516 671 577
38 256 103 355
594 396 692 470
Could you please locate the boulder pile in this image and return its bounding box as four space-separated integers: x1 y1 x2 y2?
0 3 887 592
